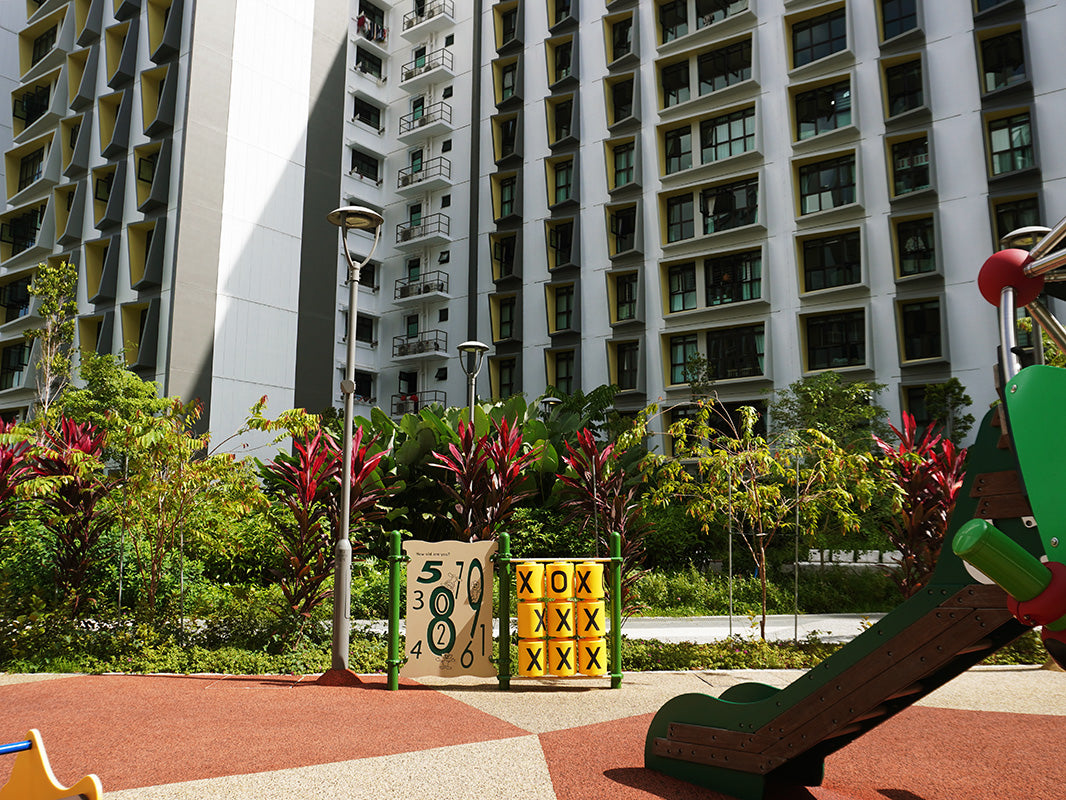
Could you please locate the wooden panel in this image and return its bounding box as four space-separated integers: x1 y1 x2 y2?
652 737 784 774
975 495 1033 519
970 471 1024 497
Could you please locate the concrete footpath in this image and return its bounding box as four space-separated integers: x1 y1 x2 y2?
1 665 1064 800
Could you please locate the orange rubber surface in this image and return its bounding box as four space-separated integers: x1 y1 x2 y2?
1 673 1063 799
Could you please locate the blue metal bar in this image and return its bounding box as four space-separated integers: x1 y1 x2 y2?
0 740 31 756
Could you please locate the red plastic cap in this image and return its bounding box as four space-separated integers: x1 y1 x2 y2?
978 248 1043 307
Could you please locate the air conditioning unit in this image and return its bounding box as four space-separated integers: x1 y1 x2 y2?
399 173 412 186
397 343 411 355
418 115 430 126
399 284 416 297
415 340 429 353
399 228 414 241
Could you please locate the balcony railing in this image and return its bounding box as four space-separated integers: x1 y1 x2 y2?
396 213 450 244
395 269 449 300
391 389 446 416
402 0 454 30
398 101 452 135
396 156 452 188
400 48 453 83
393 330 447 358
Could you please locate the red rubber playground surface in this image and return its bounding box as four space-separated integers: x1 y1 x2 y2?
1 667 1063 800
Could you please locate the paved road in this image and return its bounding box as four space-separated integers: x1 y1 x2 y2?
356 613 885 644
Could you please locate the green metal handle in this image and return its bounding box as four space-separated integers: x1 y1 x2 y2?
497 532 511 691
610 531 622 689
387 530 404 691
953 519 1050 601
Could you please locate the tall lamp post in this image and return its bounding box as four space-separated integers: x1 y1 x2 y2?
457 340 489 422
324 205 384 679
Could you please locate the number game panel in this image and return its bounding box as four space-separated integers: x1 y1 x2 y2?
401 540 496 678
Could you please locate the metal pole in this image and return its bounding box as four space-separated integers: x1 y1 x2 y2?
728 466 733 637
387 530 403 691
610 531 622 689
497 531 512 690
467 359 476 421
794 448 800 643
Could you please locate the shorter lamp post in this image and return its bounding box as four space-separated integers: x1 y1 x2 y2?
324 205 384 679
457 340 489 422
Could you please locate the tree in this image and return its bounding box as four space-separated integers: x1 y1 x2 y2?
769 372 889 449
923 378 975 444
646 400 876 638
25 260 78 423
873 412 967 598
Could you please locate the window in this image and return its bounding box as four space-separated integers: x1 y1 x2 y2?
988 112 1034 175
553 98 573 142
802 231 861 292
553 159 574 204
798 154 856 214
610 207 636 253
895 216 936 276
548 221 575 268
498 115 518 157
553 0 572 25
903 385 931 429
700 106 755 162
662 62 690 107
660 1 688 43
900 299 942 361
501 8 518 45
706 324 765 379
891 136 931 198
0 278 31 322
553 284 575 331
499 175 517 217
611 78 634 122
666 195 694 242
31 26 57 66
697 0 748 29
792 8 847 69
805 309 865 370
17 148 45 192
351 149 379 181
981 30 1025 94
705 249 761 305
355 47 382 78
881 0 917 40
496 357 518 398
611 17 633 62
885 59 923 117
669 334 698 384
0 343 30 391
702 176 758 233
668 262 697 312
613 142 635 187
499 296 516 339
795 80 851 140
411 96 425 120
552 350 575 394
355 314 374 344
442 86 453 99
501 62 517 100
698 39 752 95
553 40 573 83
406 257 421 281
615 273 638 321
616 342 639 390
360 1 385 28
404 314 419 339
993 196 1039 245
493 234 517 278
442 139 452 153
664 125 692 174
353 97 381 128
445 33 455 46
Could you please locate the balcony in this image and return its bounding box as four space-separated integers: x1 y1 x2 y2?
354 16 389 56
394 269 450 303
399 48 454 92
398 101 453 142
391 389 447 416
396 213 450 248
396 156 452 193
393 330 448 359
401 0 454 40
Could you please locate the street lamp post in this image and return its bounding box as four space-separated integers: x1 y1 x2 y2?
323 205 384 679
457 340 489 422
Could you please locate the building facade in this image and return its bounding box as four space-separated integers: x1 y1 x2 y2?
4 0 1065 451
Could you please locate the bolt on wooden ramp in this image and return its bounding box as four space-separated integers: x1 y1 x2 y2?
645 408 1043 800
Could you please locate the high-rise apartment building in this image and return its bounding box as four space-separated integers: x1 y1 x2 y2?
0 0 348 449
4 0 1065 451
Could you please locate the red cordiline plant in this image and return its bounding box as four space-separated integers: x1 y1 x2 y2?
433 418 539 541
556 427 648 618
31 418 116 614
874 411 967 598
0 420 32 529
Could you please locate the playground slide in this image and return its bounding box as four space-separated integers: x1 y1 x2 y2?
644 405 1043 800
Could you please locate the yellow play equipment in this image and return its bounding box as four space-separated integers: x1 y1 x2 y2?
0 729 102 800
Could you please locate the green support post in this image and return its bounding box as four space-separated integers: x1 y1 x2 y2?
497 532 512 690
387 530 404 691
610 531 623 689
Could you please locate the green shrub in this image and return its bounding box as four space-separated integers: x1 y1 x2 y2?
508 507 594 559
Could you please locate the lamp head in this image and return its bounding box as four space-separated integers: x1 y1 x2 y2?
457 340 490 356
327 205 384 231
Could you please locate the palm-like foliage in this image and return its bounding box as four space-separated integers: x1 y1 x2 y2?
556 427 648 617
433 418 539 541
874 411 967 597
